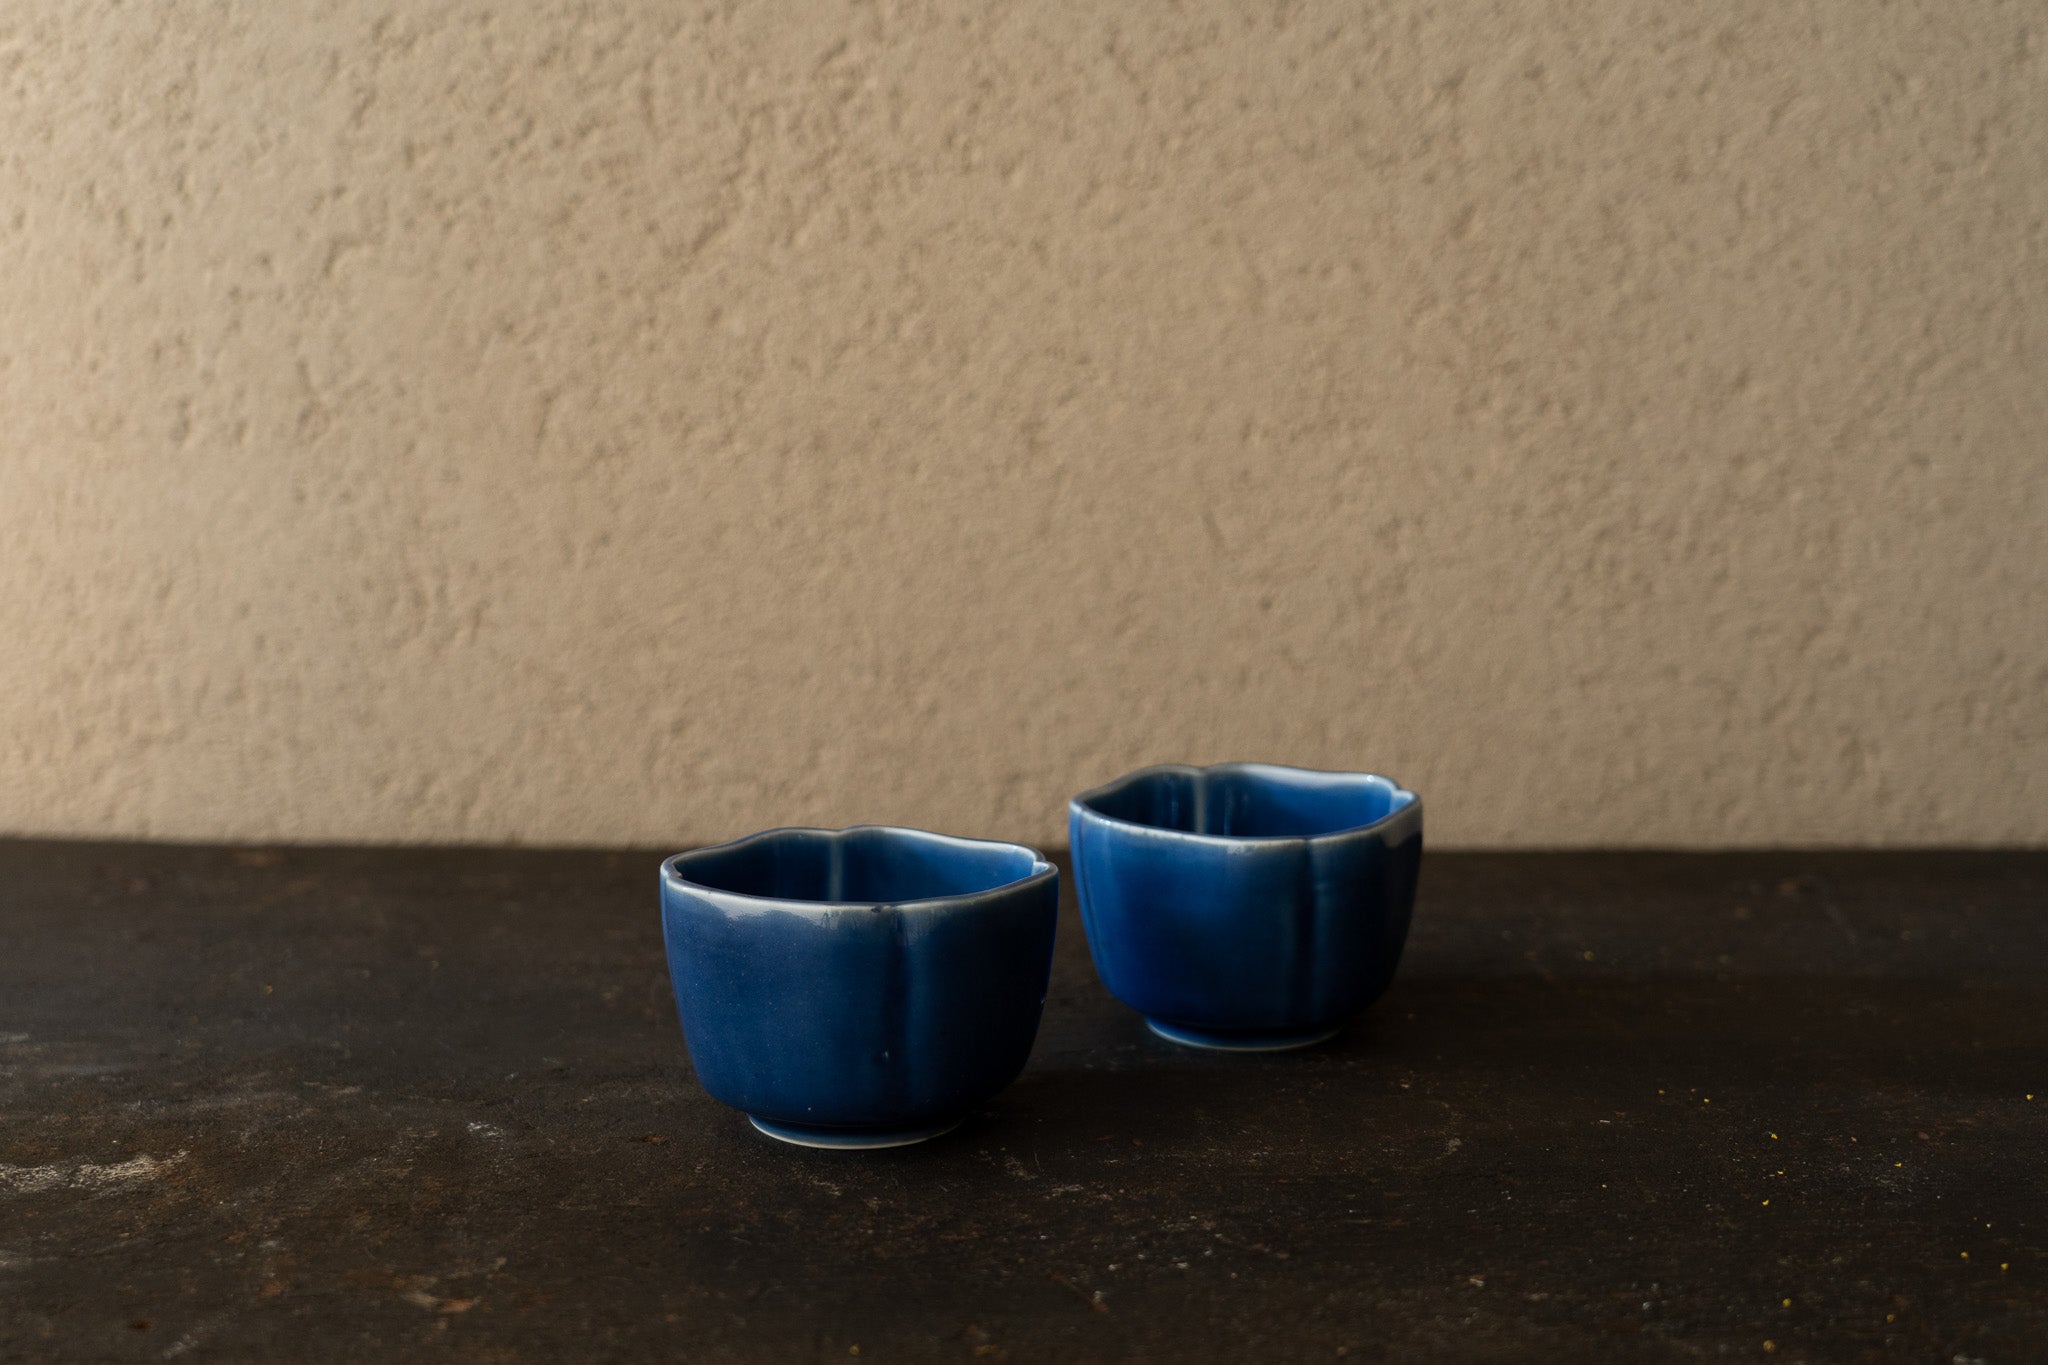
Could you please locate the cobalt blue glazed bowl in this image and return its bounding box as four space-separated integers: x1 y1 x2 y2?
660 826 1059 1149
1069 763 1423 1051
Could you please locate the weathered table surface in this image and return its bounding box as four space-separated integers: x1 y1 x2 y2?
3 841 2044 1362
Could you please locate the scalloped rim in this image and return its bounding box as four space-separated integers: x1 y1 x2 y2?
661 824 1056 912
1069 761 1421 846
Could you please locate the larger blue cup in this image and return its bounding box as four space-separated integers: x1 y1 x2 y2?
1070 763 1422 1051
661 826 1058 1148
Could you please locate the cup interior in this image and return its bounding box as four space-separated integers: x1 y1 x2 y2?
672 827 1044 904
1080 765 1413 839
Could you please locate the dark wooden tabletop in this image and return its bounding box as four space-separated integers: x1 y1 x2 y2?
3 841 2044 1362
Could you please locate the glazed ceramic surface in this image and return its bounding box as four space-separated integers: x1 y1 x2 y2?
1069 763 1422 1050
660 826 1058 1147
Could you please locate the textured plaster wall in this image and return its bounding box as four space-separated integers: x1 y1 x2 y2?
2 2 2043 849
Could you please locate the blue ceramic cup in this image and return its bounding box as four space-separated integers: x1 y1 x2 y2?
660 826 1059 1149
1069 763 1422 1051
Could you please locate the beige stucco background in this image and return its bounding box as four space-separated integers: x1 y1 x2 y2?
2 2 2043 849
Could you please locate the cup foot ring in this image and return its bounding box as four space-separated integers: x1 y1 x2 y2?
746 1115 964 1150
1144 1018 1342 1052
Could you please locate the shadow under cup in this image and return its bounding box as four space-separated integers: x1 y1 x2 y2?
1068 763 1423 1051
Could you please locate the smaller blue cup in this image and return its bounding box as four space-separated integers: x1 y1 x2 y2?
1070 763 1422 1051
661 826 1058 1149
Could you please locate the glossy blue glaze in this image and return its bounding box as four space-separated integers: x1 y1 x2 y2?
1069 764 1422 1049
660 826 1059 1146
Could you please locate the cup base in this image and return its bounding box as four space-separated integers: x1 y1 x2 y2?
1144 1018 1342 1052
746 1114 964 1150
